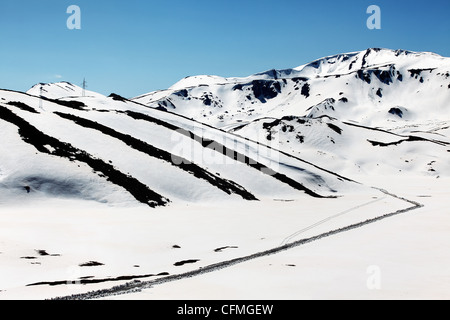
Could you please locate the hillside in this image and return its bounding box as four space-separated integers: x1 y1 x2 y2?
132 48 450 130
0 86 363 207
1 48 449 300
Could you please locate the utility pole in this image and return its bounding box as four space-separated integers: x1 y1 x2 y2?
39 85 44 110
82 78 87 97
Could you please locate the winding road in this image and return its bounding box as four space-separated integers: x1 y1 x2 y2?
53 187 423 300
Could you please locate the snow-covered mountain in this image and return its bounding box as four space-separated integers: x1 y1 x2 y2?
27 82 105 100
1 48 450 300
133 48 450 181
133 48 450 129
0 88 361 208
1 48 449 208
234 115 450 181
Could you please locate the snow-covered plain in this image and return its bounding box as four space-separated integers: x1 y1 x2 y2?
0 48 449 300
111 176 450 300
0 184 423 300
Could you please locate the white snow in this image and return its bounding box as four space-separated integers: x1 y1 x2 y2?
132 48 450 129
111 176 450 300
0 48 449 300
27 82 106 100
0 185 414 299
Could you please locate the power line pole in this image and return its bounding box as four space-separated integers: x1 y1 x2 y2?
39 86 44 110
82 78 87 97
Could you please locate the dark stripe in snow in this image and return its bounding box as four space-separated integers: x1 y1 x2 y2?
27 272 170 287
174 259 200 267
42 97 86 111
79 261 104 267
6 101 39 114
54 112 258 201
214 246 238 252
367 136 428 147
344 121 448 147
108 93 128 102
0 105 168 208
123 110 329 198
326 123 343 135
408 68 436 78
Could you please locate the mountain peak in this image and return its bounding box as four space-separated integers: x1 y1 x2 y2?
133 48 450 128
27 81 105 100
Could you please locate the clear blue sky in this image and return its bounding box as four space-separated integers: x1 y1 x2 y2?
0 0 449 98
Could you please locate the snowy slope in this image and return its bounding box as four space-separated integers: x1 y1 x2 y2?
233 115 450 181
27 82 105 100
2 48 448 207
132 48 450 129
131 48 450 182
1 48 449 300
0 88 365 208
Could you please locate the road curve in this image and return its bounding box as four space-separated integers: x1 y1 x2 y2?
53 188 423 300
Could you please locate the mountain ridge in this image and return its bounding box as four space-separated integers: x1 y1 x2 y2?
1 48 449 207
130 48 450 129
